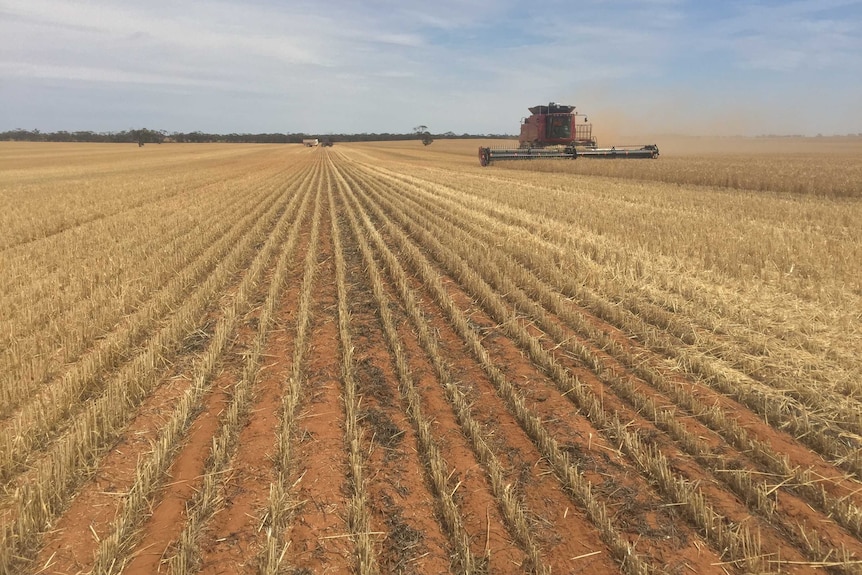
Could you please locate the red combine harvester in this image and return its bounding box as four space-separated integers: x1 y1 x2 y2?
478 102 658 166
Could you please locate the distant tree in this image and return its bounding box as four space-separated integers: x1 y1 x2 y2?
127 128 165 146
0 127 514 144
413 125 433 146
48 131 73 142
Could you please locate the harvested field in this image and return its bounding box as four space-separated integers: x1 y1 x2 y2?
1 139 861 575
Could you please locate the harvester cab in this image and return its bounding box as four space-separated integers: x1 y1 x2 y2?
479 102 658 166
520 102 596 149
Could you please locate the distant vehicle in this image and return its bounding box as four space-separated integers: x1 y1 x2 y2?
303 138 319 147
321 139 333 147
478 102 659 166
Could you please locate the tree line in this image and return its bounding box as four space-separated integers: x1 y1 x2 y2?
0 128 513 145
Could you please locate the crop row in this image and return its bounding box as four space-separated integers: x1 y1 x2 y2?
335 158 684 571
374 161 862 561
333 148 862 573
363 160 862 467
0 148 317 573
497 153 862 197
6 143 860 574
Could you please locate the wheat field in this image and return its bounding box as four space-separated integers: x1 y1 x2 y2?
1 139 861 575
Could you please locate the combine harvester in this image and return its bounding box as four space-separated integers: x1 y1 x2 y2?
478 102 658 166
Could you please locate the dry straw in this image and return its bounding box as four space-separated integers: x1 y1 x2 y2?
0 169 300 573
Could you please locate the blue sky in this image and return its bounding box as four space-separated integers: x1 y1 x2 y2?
1 0 861 136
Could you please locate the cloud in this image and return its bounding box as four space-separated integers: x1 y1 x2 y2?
1 0 860 134
0 61 228 88
689 0 862 72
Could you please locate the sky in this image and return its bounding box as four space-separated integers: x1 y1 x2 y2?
2 0 861 136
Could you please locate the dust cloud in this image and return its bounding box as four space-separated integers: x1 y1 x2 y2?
555 84 862 155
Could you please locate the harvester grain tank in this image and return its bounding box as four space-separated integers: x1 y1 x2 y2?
478 102 658 166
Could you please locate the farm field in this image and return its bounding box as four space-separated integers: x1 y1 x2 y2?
1 139 861 575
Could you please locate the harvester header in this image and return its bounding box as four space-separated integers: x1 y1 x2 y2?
479 102 658 166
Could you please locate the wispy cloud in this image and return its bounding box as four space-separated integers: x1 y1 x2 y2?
686 0 862 72
1 0 860 134
0 61 229 88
